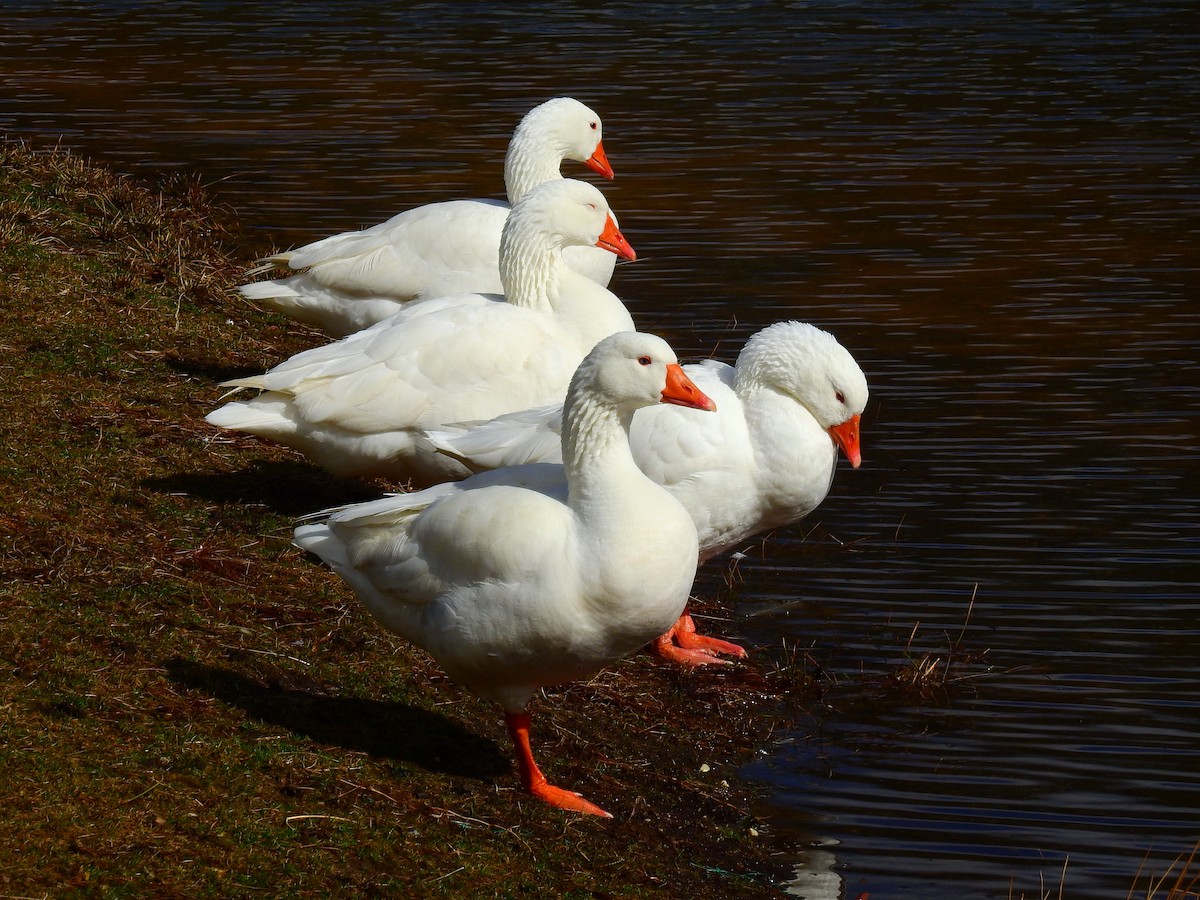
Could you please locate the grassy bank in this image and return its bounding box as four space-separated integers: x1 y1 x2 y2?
0 142 790 897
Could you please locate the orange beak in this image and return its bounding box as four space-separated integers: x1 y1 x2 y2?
584 141 614 180
661 364 716 412
828 414 862 469
596 214 636 261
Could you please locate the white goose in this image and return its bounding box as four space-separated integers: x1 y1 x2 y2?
427 321 868 664
293 332 717 817
207 179 637 486
239 98 619 337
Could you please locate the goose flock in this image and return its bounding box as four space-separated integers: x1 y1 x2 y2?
208 97 869 818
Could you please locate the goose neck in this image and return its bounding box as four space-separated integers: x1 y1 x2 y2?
498 227 562 314
561 395 640 502
503 130 563 204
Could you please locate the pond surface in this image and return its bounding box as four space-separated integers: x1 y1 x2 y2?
3 2 1198 896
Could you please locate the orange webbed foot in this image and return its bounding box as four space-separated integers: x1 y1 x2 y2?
528 781 612 818
653 613 747 667
505 710 613 819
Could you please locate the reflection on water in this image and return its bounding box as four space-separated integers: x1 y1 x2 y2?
3 2 1198 896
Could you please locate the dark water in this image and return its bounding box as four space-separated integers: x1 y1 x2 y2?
4 2 1198 896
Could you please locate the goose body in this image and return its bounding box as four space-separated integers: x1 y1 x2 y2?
294 332 717 816
240 98 619 337
427 321 869 662
207 179 637 485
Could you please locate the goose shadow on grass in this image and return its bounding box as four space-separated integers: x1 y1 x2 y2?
165 350 287 386
165 657 510 781
144 459 384 518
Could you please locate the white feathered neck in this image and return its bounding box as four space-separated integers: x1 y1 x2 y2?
497 180 611 319
496 198 565 316
560 372 642 508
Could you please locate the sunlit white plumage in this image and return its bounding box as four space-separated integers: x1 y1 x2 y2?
239 97 619 336
293 332 717 817
426 321 868 662
430 321 868 561
207 179 637 486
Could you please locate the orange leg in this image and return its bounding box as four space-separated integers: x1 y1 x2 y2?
653 611 748 667
505 711 612 819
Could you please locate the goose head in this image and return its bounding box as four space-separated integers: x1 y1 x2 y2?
501 178 635 272
571 332 717 417
504 97 612 201
735 321 869 467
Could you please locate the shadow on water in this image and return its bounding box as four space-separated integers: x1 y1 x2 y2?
164 657 510 780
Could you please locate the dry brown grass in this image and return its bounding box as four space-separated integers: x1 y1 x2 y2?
887 586 992 699
1007 842 1200 900
1130 842 1200 900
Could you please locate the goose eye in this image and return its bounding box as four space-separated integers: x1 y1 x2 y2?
589 121 598 130
835 390 846 404
637 356 652 366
